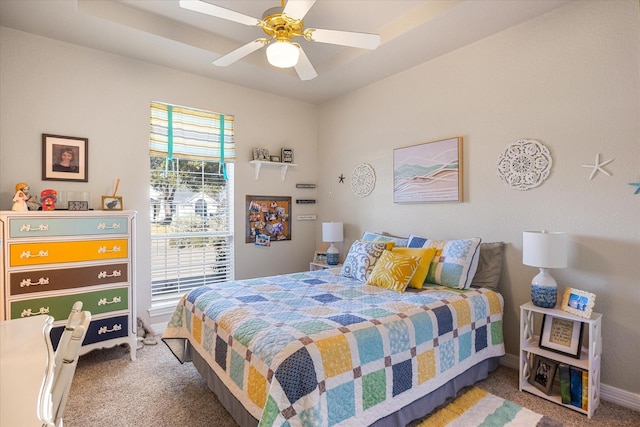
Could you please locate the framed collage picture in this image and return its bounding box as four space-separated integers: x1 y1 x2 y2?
246 195 291 243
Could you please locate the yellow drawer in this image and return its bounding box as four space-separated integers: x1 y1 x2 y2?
9 239 128 267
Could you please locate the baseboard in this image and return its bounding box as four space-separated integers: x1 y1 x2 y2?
152 321 169 336
500 353 640 412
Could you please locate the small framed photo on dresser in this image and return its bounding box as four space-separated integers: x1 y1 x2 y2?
102 196 123 211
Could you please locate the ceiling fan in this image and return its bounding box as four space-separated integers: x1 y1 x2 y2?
179 0 381 80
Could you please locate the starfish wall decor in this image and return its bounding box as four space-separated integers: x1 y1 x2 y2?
581 153 613 180
629 180 640 194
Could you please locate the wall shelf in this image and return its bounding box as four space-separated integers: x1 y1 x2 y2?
249 160 297 181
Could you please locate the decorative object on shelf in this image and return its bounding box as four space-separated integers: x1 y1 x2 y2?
246 195 291 243
42 134 88 182
102 196 123 210
252 148 269 161
281 148 294 163
497 139 552 191
581 153 613 180
313 251 327 264
297 214 316 221
322 222 343 265
523 230 568 308
561 287 596 319
296 199 315 204
629 179 640 194
351 163 376 197
68 201 89 211
529 355 558 395
102 178 123 210
539 314 583 358
338 174 345 183
394 137 462 202
40 189 58 211
270 156 281 162
296 183 316 189
12 182 39 212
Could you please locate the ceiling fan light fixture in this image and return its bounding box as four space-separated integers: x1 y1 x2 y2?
266 40 299 68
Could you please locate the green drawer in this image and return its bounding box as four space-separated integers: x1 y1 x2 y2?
10 287 129 320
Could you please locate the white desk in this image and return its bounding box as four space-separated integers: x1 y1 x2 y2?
0 316 55 427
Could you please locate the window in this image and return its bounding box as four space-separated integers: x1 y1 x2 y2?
149 102 235 308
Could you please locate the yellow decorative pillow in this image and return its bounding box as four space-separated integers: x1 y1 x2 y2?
392 247 437 289
366 250 422 293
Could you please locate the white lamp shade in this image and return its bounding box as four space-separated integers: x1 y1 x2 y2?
322 222 343 243
266 41 299 68
523 231 568 269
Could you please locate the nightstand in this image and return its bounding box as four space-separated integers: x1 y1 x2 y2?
310 262 342 271
519 302 601 418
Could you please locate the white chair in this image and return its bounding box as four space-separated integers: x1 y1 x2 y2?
51 302 91 427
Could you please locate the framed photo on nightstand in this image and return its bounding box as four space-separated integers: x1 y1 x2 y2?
539 314 583 358
529 355 558 395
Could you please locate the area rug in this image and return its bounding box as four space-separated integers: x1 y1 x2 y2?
418 387 562 427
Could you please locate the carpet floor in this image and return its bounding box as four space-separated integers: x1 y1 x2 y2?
63 340 639 427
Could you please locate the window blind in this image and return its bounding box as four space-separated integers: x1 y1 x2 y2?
150 102 235 305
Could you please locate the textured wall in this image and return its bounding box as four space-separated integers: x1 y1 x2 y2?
0 27 319 321
317 1 640 394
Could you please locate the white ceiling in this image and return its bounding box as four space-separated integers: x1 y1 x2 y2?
0 0 570 104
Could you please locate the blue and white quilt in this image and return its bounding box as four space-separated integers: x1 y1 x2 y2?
162 268 504 426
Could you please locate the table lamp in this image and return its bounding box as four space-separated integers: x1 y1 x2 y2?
523 230 567 308
322 222 344 265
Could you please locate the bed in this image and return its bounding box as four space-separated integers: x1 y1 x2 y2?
162 234 506 426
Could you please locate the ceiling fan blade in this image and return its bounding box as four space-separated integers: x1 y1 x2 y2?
294 47 318 81
283 0 316 21
213 39 267 66
305 28 381 50
179 0 260 26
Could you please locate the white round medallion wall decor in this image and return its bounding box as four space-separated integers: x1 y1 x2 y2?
351 163 376 197
497 139 553 191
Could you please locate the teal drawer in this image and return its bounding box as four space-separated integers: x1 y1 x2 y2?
8 216 129 238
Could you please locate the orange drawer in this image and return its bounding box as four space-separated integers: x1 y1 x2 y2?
9 239 128 267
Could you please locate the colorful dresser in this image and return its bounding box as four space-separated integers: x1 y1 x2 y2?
0 210 137 360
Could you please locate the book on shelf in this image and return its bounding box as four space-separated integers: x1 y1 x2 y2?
559 364 571 404
582 369 589 411
568 366 587 410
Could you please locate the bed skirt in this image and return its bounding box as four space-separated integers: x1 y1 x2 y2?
186 342 501 427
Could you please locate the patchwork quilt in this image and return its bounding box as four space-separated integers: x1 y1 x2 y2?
162 269 504 427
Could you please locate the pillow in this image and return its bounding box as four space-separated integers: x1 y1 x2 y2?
366 250 422 293
407 234 481 289
391 247 437 289
470 242 505 290
340 241 389 282
361 231 408 248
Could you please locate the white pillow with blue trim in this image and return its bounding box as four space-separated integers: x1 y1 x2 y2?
407 234 481 289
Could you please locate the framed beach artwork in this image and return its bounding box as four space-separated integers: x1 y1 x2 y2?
393 137 462 203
